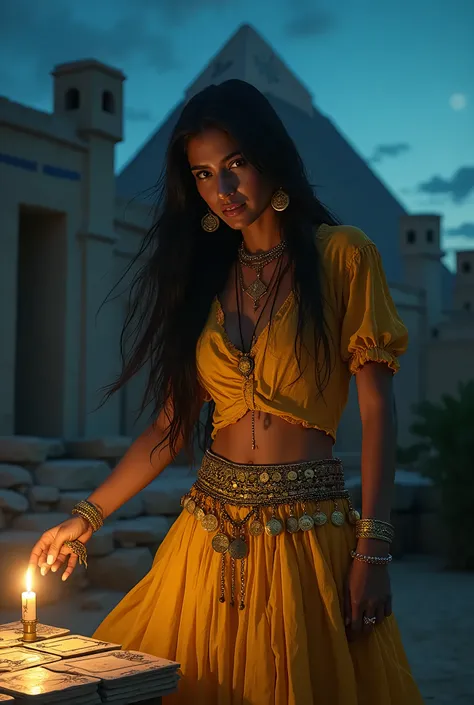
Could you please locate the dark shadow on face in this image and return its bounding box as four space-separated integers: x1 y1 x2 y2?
187 127 275 230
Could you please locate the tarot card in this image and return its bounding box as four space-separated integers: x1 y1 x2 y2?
24 635 120 658
0 665 99 698
0 646 60 672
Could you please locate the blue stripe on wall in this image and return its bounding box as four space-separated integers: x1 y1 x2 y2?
42 164 81 181
0 152 38 172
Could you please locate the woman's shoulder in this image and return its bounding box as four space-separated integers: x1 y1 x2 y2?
315 223 376 266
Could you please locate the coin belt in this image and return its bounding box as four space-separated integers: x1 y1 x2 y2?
180 450 360 610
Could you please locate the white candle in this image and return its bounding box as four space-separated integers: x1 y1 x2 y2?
22 569 37 621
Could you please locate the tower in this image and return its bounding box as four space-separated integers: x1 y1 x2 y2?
399 214 444 329
52 58 125 143
454 250 474 313
52 59 126 237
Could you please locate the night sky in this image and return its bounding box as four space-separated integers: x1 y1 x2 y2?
1 0 472 270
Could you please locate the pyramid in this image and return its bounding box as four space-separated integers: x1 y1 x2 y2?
115 23 453 299
184 24 313 116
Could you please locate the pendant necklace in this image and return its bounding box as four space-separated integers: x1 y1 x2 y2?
238 239 287 310
235 256 284 449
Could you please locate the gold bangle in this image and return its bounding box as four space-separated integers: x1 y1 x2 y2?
355 518 395 543
72 500 104 533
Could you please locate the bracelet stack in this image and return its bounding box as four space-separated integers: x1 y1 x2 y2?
72 500 104 533
355 518 395 544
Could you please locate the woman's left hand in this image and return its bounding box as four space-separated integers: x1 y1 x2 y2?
344 555 392 641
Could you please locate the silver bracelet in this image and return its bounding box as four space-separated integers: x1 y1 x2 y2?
350 550 392 565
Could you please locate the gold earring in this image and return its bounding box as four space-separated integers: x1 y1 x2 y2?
201 211 220 232
271 189 290 212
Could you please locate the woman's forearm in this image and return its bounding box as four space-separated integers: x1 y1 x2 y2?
359 404 395 523
356 403 396 557
355 363 397 557
87 422 183 520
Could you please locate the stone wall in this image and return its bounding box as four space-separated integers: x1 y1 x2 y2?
0 436 196 608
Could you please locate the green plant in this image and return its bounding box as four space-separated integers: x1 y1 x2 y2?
396 442 430 467
410 380 474 569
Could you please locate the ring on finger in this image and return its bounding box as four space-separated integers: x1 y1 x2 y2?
63 540 88 569
363 615 377 626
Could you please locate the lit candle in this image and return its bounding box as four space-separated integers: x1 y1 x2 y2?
22 569 37 621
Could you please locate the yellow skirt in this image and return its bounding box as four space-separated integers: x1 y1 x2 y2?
94 456 423 705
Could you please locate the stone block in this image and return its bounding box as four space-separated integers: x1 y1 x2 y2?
35 459 110 491
113 517 169 547
0 489 29 514
12 512 70 534
87 526 115 557
41 438 66 458
0 464 33 490
57 491 85 514
28 485 60 504
65 437 132 460
79 590 125 612
142 476 193 516
88 548 152 591
0 436 49 464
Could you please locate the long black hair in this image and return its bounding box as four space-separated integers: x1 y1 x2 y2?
100 80 340 462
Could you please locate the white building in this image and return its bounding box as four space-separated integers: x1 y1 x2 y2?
1 24 472 456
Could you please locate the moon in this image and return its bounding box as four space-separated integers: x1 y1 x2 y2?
449 93 467 111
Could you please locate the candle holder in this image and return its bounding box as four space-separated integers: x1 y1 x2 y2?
22 618 38 643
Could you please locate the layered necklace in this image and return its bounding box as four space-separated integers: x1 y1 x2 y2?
234 240 287 449
238 239 287 310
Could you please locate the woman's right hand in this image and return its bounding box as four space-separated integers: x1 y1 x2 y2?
29 516 93 581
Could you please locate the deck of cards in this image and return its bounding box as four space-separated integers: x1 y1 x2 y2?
0 666 101 703
0 625 180 703
46 650 180 704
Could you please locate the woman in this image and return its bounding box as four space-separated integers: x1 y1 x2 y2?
29 80 423 704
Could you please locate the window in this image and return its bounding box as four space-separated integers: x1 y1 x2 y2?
102 90 115 114
431 327 439 339
461 261 471 274
65 88 80 110
406 229 416 244
463 301 471 311
426 229 434 243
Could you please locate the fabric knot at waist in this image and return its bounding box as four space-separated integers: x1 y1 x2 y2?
195 449 349 507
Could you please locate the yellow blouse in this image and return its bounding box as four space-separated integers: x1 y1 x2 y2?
196 224 408 442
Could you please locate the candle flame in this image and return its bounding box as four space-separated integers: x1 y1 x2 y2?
26 568 33 593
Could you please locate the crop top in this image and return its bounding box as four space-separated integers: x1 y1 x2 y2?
195 224 409 442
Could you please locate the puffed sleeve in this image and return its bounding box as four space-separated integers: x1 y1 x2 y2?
340 241 408 375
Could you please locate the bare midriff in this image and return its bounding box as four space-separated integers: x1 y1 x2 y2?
210 411 334 465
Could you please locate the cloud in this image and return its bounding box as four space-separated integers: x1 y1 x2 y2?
418 166 474 205
144 0 229 22
445 222 474 239
285 10 335 37
125 107 156 123
369 142 411 164
0 0 178 102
